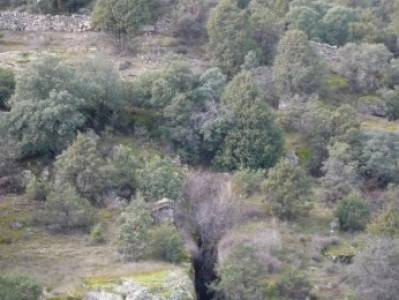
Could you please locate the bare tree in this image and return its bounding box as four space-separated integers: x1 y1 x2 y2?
350 237 399 300
176 171 241 299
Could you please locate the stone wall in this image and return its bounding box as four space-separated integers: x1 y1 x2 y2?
0 11 92 32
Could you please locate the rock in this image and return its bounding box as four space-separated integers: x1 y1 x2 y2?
102 190 127 209
119 61 132 71
84 291 123 300
0 11 92 32
150 198 175 225
9 222 23 230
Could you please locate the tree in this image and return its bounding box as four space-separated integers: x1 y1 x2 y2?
358 131 399 185
216 71 283 170
1 90 86 158
92 0 159 47
0 68 15 110
137 155 185 202
277 269 313 300
0 273 42 300
118 197 152 261
335 194 370 231
207 0 258 76
263 160 312 220
212 244 268 300
54 133 106 204
272 30 325 96
286 6 321 39
350 238 399 300
249 2 284 64
337 43 392 93
320 142 359 203
36 183 95 232
320 6 359 45
381 88 399 121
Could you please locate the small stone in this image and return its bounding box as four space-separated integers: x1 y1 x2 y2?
9 222 23 230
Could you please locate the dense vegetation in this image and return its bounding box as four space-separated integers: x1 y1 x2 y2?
1 0 399 299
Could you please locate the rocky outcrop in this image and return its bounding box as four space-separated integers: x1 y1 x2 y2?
0 11 91 32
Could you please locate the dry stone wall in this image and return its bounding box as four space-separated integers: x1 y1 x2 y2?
0 11 92 32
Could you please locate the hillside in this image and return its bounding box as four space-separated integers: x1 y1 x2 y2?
1 1 399 300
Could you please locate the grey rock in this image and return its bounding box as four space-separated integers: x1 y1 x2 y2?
84 291 123 300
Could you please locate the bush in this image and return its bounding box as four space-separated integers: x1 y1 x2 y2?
90 223 106 244
25 175 47 202
263 160 312 220
0 273 42 300
138 155 185 202
118 197 152 261
212 244 268 300
35 183 95 233
335 195 370 231
0 68 15 109
232 168 265 197
277 269 313 300
54 133 106 204
149 225 185 263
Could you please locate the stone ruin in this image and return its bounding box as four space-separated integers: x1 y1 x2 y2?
0 11 92 32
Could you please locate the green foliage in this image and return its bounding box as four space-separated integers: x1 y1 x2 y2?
320 6 359 46
273 30 325 96
335 194 370 231
277 269 312 300
36 183 95 232
212 244 268 300
138 155 184 201
0 273 42 300
2 90 86 158
92 0 159 46
381 88 399 121
0 68 15 109
216 71 283 170
90 223 106 244
286 6 321 39
358 131 399 185
232 168 265 197
25 175 47 202
2 56 125 159
368 185 399 237
320 142 359 203
207 0 258 76
54 133 106 204
118 197 152 261
149 225 185 263
263 160 312 220
337 43 392 93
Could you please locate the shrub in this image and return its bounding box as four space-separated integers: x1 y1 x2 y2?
336 43 392 93
381 88 399 121
138 155 185 202
263 160 312 220
90 223 106 244
335 195 370 231
0 67 15 109
232 168 265 197
118 197 152 261
277 269 313 300
54 133 106 204
212 244 268 300
149 225 185 263
36 183 95 233
25 175 47 202
0 273 42 300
